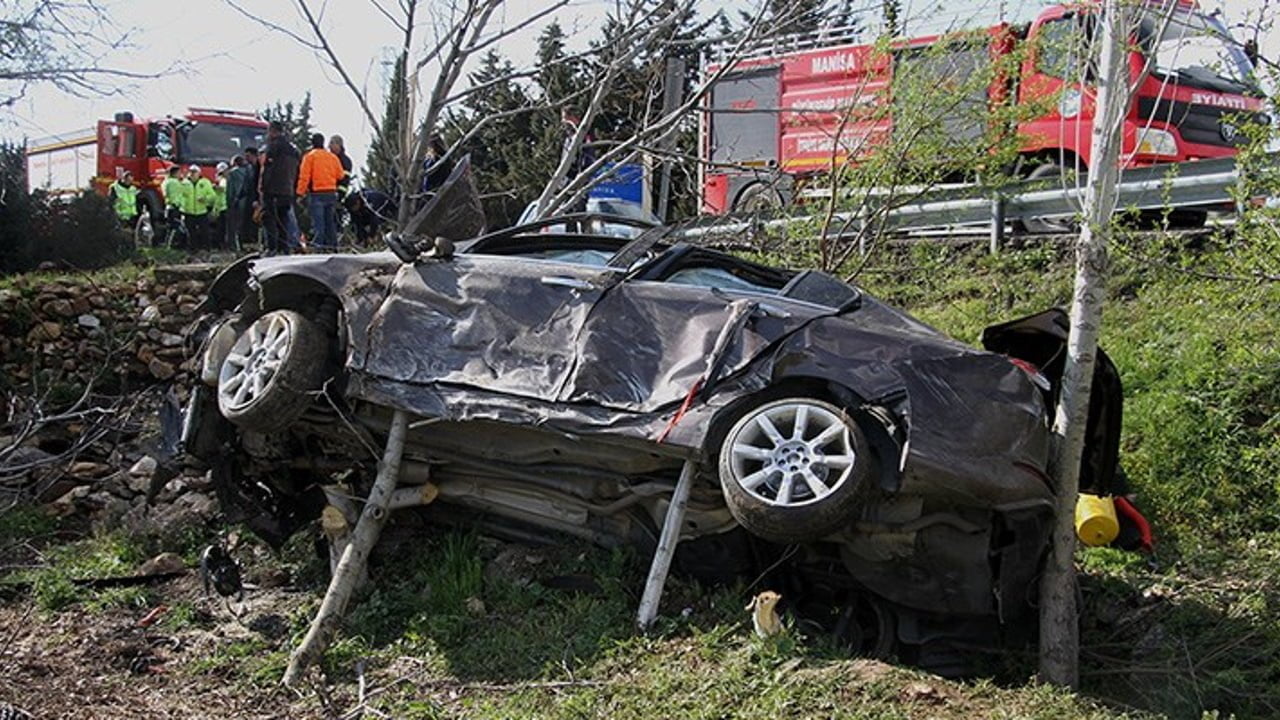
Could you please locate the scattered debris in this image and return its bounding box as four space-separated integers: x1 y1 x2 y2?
199 543 243 601
747 590 784 639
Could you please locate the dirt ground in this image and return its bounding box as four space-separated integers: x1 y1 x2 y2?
0 575 311 720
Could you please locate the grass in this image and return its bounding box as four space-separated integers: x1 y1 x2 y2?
181 524 1135 719
0 260 150 292
0 521 209 612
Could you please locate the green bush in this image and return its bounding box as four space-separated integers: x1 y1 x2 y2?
0 141 131 274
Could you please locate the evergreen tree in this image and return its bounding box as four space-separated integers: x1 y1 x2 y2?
364 53 406 194
0 141 33 273
261 91 315 151
741 0 833 37
453 50 536 225
883 0 901 35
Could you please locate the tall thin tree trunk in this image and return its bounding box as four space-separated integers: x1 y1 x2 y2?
1038 0 1132 688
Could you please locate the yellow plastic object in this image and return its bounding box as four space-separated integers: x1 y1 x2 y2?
1075 493 1120 547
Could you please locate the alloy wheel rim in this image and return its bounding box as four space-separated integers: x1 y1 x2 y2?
218 314 291 411
727 401 856 508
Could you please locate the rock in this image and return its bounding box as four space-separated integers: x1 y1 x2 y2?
465 596 486 617
70 297 90 315
253 567 291 589
158 333 183 347
182 491 217 517
50 485 91 515
99 473 135 500
156 477 189 504
186 470 214 492
43 298 75 317
898 681 953 706
127 455 157 484
148 358 175 380
88 491 132 527
77 314 102 330
88 294 108 309
139 305 161 323
27 321 61 342
69 461 112 479
37 260 57 271
484 545 546 588
137 552 186 576
126 469 154 496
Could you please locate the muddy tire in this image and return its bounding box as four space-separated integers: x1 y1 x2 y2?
717 397 873 544
217 310 330 432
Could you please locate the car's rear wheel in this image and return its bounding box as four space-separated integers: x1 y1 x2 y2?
717 397 872 544
217 309 330 432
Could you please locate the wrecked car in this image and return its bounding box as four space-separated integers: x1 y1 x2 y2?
174 159 1129 674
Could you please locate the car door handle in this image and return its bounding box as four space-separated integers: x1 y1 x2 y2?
540 276 593 291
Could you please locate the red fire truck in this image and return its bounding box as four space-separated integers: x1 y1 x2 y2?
700 1 1267 215
26 107 268 222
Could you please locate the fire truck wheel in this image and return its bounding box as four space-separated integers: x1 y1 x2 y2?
734 183 785 214
1019 162 1081 235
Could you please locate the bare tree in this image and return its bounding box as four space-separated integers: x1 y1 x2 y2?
1038 0 1136 689
0 1 162 109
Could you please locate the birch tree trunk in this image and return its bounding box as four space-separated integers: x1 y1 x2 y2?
283 410 410 687
1038 0 1133 688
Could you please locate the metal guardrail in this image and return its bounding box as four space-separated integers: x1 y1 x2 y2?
672 153 1278 251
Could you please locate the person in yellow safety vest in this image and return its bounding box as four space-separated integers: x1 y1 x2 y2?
185 164 216 250
212 161 229 250
107 171 139 227
161 165 191 248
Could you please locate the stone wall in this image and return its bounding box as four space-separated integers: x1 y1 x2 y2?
0 265 217 394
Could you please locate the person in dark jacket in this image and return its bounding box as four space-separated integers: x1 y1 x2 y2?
559 108 595 228
259 122 300 255
344 187 397 245
328 135 353 181
224 155 248 250
420 137 454 197
240 147 261 250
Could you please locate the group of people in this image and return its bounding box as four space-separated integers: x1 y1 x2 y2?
105 121 467 255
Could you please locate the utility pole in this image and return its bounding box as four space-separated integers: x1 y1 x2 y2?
1038 0 1132 689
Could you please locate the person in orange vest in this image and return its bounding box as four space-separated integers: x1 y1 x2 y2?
296 132 344 251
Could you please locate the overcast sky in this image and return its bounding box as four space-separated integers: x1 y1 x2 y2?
5 0 1276 174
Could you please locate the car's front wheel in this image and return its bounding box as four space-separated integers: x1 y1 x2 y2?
217 309 330 432
717 397 872 544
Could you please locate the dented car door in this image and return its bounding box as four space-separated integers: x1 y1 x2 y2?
362 254 610 400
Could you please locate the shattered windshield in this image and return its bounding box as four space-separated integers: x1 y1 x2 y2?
1138 9 1258 95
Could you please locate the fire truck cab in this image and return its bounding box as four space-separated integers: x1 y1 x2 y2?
701 0 1267 215
95 108 267 222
